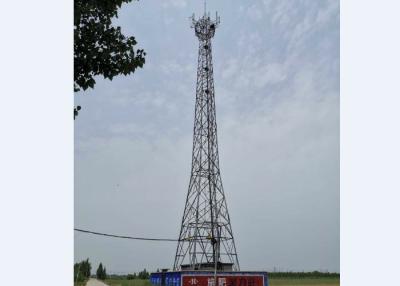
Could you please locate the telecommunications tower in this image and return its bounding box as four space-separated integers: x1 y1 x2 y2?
173 10 240 271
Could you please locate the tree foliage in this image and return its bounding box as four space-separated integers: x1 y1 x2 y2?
127 273 136 280
96 262 108 280
74 105 81 119
74 258 92 282
138 268 150 279
74 0 146 92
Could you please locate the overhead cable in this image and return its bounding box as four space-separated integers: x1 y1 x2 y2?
74 228 179 242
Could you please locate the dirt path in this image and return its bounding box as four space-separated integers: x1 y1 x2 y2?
86 278 109 286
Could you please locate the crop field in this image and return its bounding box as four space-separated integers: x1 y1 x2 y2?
102 278 339 286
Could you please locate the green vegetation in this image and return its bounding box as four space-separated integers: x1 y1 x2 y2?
268 272 339 285
105 278 152 286
74 0 146 118
269 278 339 286
74 0 145 92
74 258 91 284
97 262 108 280
138 269 150 279
105 269 150 285
268 272 339 279
127 273 137 280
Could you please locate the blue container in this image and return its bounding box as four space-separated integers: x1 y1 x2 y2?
150 271 268 286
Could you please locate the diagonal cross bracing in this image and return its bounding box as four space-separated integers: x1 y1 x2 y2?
173 12 240 271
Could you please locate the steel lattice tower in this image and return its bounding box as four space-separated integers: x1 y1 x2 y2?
173 12 240 271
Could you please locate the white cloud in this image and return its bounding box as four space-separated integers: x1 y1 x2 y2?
161 0 187 9
253 63 287 88
316 0 339 25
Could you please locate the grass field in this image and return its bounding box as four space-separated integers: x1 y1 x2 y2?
269 278 339 285
102 278 339 286
73 281 87 286
105 279 152 286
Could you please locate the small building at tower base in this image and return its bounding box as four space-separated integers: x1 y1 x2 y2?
181 262 234 271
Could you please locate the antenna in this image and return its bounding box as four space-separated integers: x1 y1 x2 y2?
204 0 207 16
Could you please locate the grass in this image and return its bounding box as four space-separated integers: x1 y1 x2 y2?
105 279 152 286
269 278 339 286
73 281 87 286
101 278 339 286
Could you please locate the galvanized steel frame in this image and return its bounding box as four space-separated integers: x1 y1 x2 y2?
173 12 240 271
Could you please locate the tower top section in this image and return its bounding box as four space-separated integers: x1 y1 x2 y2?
190 12 220 40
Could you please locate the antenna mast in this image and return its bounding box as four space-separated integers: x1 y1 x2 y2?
173 9 239 272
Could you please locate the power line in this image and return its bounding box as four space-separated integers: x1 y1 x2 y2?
74 228 179 242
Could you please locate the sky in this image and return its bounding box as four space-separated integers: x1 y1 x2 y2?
75 0 339 274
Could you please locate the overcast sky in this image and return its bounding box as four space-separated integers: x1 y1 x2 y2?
75 0 339 274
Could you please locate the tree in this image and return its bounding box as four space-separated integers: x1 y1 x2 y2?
83 258 91 278
74 263 85 282
74 258 91 282
96 262 107 280
104 267 107 279
96 263 103 280
74 0 146 118
74 0 146 92
127 274 135 280
138 268 149 279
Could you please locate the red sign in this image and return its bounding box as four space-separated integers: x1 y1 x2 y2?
182 275 264 286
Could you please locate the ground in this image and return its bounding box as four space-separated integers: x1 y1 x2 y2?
85 278 110 286
94 278 340 286
104 279 152 286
